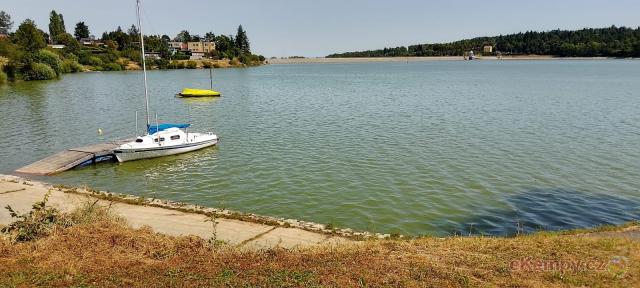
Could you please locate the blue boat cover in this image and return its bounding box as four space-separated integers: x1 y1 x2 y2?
147 123 190 134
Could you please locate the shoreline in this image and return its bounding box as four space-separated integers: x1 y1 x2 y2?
2 174 639 286
267 55 629 64
2 174 637 240
0 175 378 245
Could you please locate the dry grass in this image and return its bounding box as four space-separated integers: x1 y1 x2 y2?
0 211 638 287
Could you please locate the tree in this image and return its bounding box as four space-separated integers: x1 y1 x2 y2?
74 21 89 39
175 30 190 42
204 32 215 42
327 26 640 58
48 10 66 42
54 32 81 54
235 25 250 54
0 11 13 34
215 35 235 58
101 26 132 51
14 19 46 52
127 24 139 38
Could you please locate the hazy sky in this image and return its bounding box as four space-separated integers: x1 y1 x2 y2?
3 0 640 57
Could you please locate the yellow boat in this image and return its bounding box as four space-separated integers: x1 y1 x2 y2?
178 88 221 97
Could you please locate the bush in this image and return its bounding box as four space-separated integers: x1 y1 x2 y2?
61 59 83 73
117 58 130 68
103 62 122 71
121 48 142 63
1 192 119 243
65 52 79 62
88 56 104 67
229 57 240 66
172 53 190 60
176 61 185 69
37 49 63 76
239 54 252 65
213 62 223 68
152 58 169 69
202 61 213 68
77 50 92 65
186 61 197 69
23 62 57 80
0 70 7 84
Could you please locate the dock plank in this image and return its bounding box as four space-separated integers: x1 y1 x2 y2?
15 140 130 175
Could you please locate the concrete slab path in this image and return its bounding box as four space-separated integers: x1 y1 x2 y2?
0 175 354 249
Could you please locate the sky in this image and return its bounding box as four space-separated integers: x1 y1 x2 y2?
3 0 640 57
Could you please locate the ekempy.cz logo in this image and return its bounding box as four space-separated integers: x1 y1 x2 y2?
510 256 629 277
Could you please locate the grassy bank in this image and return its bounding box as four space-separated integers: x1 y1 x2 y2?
0 17 263 83
0 196 637 287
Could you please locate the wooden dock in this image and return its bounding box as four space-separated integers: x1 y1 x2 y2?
16 140 131 175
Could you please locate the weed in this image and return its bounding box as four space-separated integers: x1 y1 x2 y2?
1 192 118 243
1 191 69 242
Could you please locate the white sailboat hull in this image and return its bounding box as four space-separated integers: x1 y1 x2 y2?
114 130 218 162
115 138 217 162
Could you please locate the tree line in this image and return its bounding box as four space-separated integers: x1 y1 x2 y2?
327 26 640 58
0 9 264 82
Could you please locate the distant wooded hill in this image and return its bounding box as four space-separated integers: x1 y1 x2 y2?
327 26 640 58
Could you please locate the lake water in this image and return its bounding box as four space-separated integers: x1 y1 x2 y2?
1 60 639 236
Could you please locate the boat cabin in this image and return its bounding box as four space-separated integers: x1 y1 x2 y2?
134 128 187 146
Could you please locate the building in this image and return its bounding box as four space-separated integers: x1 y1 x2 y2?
187 41 215 54
144 52 161 60
190 52 205 60
80 37 101 46
168 41 188 53
483 45 493 54
47 44 66 49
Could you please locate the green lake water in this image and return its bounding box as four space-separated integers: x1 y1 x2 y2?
1 60 639 236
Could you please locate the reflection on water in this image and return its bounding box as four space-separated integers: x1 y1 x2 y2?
451 188 640 236
1 61 640 235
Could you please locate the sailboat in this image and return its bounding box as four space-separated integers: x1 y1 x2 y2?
113 0 218 162
178 67 222 97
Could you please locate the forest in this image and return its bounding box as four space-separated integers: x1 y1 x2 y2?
327 26 640 58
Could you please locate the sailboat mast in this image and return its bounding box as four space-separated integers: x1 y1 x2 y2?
209 67 213 90
136 0 151 131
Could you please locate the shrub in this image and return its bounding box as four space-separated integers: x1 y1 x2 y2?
77 50 92 65
87 56 104 67
103 62 122 71
65 52 79 62
37 49 63 76
202 61 213 68
176 61 185 69
172 53 190 60
229 57 240 66
61 59 83 73
186 61 197 69
100 50 119 63
1 192 70 242
23 63 57 80
239 54 252 65
0 70 7 83
152 58 169 69
117 58 130 68
1 192 119 243
212 62 223 68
